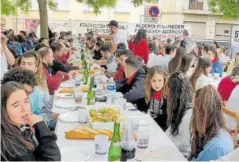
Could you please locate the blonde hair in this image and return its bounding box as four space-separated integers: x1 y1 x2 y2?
145 66 168 103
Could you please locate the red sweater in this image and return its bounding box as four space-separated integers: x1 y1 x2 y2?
129 39 149 64
218 76 239 101
43 66 69 95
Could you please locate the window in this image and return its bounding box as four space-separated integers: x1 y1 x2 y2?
189 0 204 10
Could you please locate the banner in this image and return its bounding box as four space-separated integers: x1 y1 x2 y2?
31 19 186 40
25 19 40 33
132 24 185 39
72 21 129 34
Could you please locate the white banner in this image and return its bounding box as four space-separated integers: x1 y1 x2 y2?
47 20 185 40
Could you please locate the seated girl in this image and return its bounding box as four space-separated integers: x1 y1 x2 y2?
166 72 194 158
145 66 168 131
1 81 60 161
190 57 212 91
189 85 234 161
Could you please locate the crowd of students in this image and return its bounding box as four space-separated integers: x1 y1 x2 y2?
1 20 239 161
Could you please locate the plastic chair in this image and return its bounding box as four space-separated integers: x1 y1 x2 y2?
223 107 239 148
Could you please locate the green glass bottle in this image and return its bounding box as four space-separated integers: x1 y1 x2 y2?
108 115 121 161
87 89 95 105
83 70 89 85
89 76 94 91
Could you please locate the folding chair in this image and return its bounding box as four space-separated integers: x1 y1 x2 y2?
223 107 239 148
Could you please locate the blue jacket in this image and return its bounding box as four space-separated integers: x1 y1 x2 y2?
211 60 223 77
7 42 24 57
194 129 234 161
29 87 53 123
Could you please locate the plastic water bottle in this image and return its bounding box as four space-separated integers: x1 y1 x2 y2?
107 77 116 104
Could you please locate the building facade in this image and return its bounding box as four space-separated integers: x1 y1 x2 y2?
4 0 239 41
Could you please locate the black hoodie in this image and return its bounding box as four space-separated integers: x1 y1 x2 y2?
1 121 61 161
117 68 148 113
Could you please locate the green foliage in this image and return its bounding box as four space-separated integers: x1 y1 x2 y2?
208 0 239 19
47 0 57 10
1 0 56 16
1 0 160 16
131 0 159 7
1 0 31 15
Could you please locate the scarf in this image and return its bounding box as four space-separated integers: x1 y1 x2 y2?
212 57 219 63
152 91 162 101
127 73 136 85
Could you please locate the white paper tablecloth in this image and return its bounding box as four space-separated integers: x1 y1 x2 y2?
53 84 187 161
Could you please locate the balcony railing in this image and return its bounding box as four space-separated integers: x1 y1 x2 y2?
189 0 204 10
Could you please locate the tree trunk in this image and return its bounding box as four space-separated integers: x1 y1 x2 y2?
37 0 48 38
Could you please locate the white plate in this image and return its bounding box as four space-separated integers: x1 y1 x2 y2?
56 93 73 98
60 80 75 88
55 100 75 109
60 146 91 161
135 147 172 161
58 111 78 123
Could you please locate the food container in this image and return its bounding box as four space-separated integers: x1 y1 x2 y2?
86 104 123 130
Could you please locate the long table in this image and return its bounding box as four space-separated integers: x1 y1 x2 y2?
53 81 187 161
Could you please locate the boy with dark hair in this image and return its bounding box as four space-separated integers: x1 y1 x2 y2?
117 55 147 112
99 44 118 78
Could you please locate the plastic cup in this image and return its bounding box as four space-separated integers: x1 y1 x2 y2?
78 109 88 123
94 135 109 155
137 128 150 149
74 88 83 104
75 74 82 86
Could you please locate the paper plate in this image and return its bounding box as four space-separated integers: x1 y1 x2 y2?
135 147 172 161
55 100 75 109
58 111 79 123
60 82 74 88
60 146 91 161
56 93 73 98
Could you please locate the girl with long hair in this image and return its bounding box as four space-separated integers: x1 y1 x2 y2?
189 85 233 161
190 57 212 90
129 29 149 64
208 47 223 77
179 53 197 78
168 47 186 74
1 82 60 161
145 66 168 131
166 72 194 158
